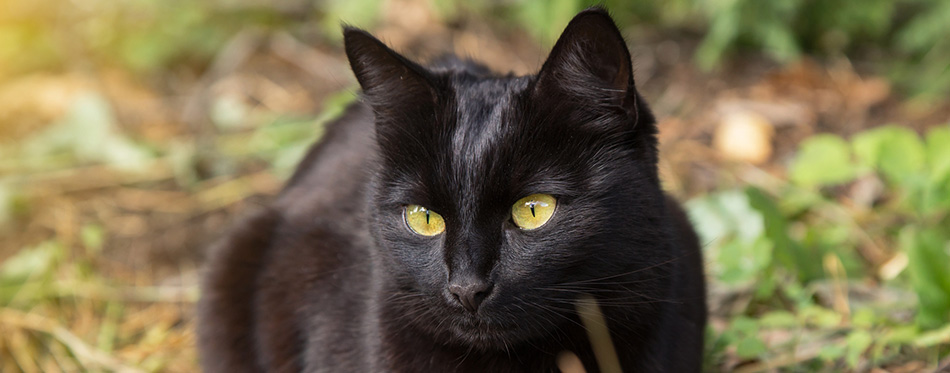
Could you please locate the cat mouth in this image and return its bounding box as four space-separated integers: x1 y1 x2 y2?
437 297 566 346
455 315 513 330
451 322 517 345
447 313 531 345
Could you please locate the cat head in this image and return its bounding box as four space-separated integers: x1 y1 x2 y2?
345 8 671 348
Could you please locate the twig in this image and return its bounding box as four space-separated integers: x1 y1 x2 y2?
194 171 280 212
2 161 173 194
823 254 851 319
50 283 200 303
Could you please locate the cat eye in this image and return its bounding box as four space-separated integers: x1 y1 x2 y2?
511 194 557 230
405 205 446 236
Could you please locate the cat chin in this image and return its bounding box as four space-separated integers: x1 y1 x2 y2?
425 309 555 350
443 320 535 350
385 292 558 349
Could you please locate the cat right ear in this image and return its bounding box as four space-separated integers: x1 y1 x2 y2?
534 8 637 118
343 27 436 117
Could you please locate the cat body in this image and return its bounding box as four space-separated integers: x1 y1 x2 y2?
198 8 706 372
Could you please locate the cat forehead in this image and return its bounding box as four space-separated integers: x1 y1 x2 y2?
430 75 527 202
447 76 529 154
450 75 530 111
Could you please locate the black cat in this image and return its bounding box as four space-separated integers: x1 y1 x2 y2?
198 8 706 372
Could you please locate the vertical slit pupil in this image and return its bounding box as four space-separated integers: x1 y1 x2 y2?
425 210 430 224
530 203 536 217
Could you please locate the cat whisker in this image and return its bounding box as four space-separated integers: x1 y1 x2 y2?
547 274 675 289
520 298 591 336
558 253 694 286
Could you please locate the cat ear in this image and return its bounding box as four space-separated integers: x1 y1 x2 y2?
535 8 636 113
343 27 436 118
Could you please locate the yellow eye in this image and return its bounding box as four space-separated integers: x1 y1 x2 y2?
511 194 557 230
405 205 446 236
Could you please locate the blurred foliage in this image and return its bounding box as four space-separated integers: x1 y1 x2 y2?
2 0 948 96
213 90 357 179
690 0 950 100
448 0 949 98
690 124 950 368
23 93 154 171
0 0 380 77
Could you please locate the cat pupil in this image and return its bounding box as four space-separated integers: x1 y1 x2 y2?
425 210 430 224
530 204 536 217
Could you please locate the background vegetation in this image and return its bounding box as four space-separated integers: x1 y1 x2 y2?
0 0 947 371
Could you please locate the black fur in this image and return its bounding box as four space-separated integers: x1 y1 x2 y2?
198 8 706 372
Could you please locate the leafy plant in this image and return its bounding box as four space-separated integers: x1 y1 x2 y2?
693 0 949 96
691 124 950 368
789 125 950 329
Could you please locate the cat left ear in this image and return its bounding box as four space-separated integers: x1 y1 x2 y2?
343 27 436 117
535 8 636 113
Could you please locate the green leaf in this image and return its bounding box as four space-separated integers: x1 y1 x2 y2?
758 310 798 328
819 344 846 361
776 186 823 216
735 336 767 359
883 325 920 345
846 330 872 368
695 2 739 70
852 125 926 183
789 134 857 187
746 187 819 281
0 241 62 305
926 126 950 180
719 236 773 284
901 226 950 329
923 126 950 211
731 316 760 335
753 273 777 299
726 316 768 359
687 190 772 285
896 0 950 54
851 308 876 329
914 322 950 347
0 241 60 283
760 21 800 62
686 195 732 246
800 305 843 328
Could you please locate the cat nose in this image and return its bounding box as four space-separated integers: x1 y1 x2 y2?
448 280 493 313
